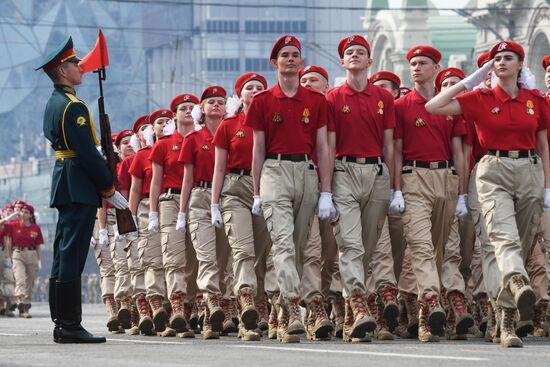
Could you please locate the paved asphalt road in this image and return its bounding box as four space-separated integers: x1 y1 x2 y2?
1 303 549 367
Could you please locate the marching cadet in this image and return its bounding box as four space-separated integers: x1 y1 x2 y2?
245 35 335 343
38 36 128 343
11 203 43 318
177 86 233 340
117 122 148 336
326 35 395 342
299 65 341 340
149 94 199 337
128 110 168 335
211 73 271 341
389 45 467 343
426 40 550 348
0 205 17 317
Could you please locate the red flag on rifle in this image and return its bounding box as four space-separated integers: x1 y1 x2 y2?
79 29 109 73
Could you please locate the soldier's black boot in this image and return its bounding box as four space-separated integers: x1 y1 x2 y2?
49 277 60 342
56 278 106 344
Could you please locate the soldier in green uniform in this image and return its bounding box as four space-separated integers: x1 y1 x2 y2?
36 36 129 343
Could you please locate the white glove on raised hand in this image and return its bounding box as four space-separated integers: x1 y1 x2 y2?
112 225 123 241
318 192 336 220
251 195 262 216
544 189 550 212
148 211 159 233
176 212 187 233
455 194 469 219
2 212 18 222
4 258 12 268
211 204 223 228
106 191 129 210
389 190 405 214
98 228 109 247
125 215 139 241
462 60 494 90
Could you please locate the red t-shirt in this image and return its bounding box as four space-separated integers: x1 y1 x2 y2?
213 112 253 170
244 83 328 155
1 222 12 244
464 118 487 170
326 82 395 158
128 147 154 197
457 86 548 150
118 155 136 191
149 132 185 190
395 89 466 161
178 128 215 183
11 221 43 249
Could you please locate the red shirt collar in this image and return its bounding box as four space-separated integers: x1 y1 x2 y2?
341 81 373 96
272 83 305 101
492 84 527 103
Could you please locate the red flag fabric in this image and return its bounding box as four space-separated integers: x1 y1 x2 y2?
79 29 109 73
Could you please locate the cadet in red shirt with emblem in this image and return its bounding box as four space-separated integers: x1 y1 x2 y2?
129 110 168 335
245 35 335 343
0 205 17 317
426 40 550 348
389 45 467 343
178 86 232 340
149 94 199 336
211 73 270 341
11 203 43 318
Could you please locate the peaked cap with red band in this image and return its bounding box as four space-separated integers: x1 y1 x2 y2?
270 35 301 60
35 36 80 72
170 94 199 112
338 35 371 58
406 45 442 63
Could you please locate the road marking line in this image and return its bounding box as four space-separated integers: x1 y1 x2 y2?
231 345 489 361
0 333 27 336
106 338 192 345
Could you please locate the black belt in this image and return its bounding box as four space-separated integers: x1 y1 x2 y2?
404 160 454 169
196 181 212 189
487 149 535 159
229 168 251 176
337 156 384 164
14 247 35 251
266 153 310 162
165 187 182 195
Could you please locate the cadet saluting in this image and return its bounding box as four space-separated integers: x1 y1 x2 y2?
37 36 128 343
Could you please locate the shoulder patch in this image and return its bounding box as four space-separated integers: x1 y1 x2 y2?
529 89 546 99
75 115 88 128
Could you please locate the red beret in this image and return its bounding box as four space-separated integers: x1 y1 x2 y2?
406 45 442 63
542 55 550 71
477 51 492 68
369 71 401 88
21 203 34 214
299 65 329 81
435 67 465 91
170 94 199 112
490 40 524 60
4 204 15 211
338 35 371 58
114 129 134 147
149 108 173 123
270 35 301 60
132 115 150 133
234 73 268 97
14 200 26 206
200 86 227 102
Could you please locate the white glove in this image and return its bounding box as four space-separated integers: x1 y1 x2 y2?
90 236 96 247
389 190 405 214
148 211 159 233
2 212 18 222
455 194 469 219
211 204 223 228
38 259 42 271
544 188 550 212
318 192 336 220
462 60 493 90
98 228 109 247
4 258 12 268
176 212 187 233
251 195 262 216
125 215 139 241
112 225 123 241
106 191 129 210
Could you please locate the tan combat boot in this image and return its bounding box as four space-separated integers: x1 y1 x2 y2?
424 293 446 337
306 296 333 340
135 294 154 335
378 285 399 330
117 295 132 329
277 301 300 343
395 295 409 338
545 300 550 337
418 301 439 342
268 292 279 339
367 293 394 340
331 295 345 338
256 295 269 332
403 292 419 337
238 287 258 330
533 300 548 337
446 304 467 340
206 294 224 332
196 294 206 332
169 293 188 333
128 302 140 335
149 295 167 332
483 300 495 342
103 294 120 332
509 274 535 321
202 305 220 340
21 304 32 319
221 298 238 334
180 301 195 338
475 293 490 335
343 296 371 343
500 307 523 348
286 297 305 335
448 290 474 335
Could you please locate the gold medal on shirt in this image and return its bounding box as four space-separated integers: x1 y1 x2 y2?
201 144 209 151
526 100 535 115
302 108 310 124
415 117 426 127
235 129 245 138
272 112 282 123
342 105 351 114
377 100 384 115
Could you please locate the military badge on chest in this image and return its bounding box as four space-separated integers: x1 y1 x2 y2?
377 100 384 115
415 117 427 127
491 107 500 115
272 112 282 123
526 100 534 115
235 129 245 138
302 108 310 124
201 144 209 151
342 105 351 114
30 231 38 239
172 144 180 151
